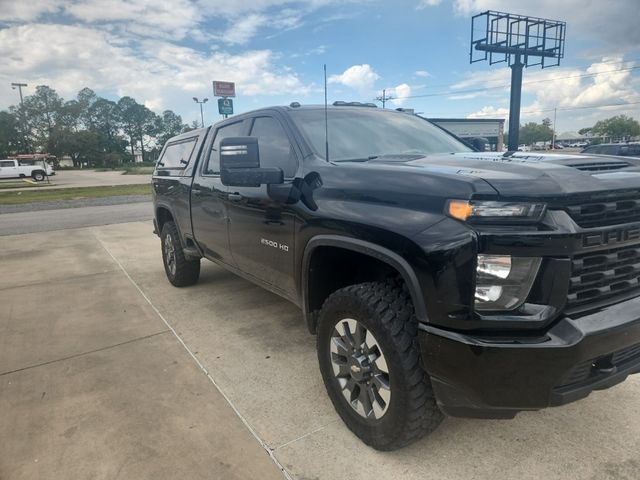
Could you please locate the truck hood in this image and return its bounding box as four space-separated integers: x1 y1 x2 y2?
391 152 640 197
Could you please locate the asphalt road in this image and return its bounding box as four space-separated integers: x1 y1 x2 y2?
0 201 153 236
0 169 151 191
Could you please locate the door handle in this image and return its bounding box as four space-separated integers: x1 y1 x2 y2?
228 192 243 202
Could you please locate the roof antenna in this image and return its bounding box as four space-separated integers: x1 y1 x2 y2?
324 64 329 163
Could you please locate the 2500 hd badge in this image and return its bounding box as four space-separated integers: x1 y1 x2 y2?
153 103 640 450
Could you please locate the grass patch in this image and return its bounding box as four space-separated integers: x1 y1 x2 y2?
0 181 45 190
122 166 154 175
0 184 151 205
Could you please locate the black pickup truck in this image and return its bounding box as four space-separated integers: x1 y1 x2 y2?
152 103 640 450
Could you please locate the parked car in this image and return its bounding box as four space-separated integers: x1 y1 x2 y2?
517 144 531 152
581 143 640 158
0 159 53 181
153 103 640 450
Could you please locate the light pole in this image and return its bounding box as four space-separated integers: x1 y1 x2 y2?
193 97 208 128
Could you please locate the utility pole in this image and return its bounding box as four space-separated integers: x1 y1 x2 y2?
11 82 27 105
11 82 28 152
552 106 557 149
192 97 208 128
375 89 394 109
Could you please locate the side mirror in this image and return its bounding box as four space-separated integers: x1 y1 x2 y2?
220 136 284 187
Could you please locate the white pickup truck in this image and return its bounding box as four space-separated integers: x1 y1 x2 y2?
0 159 54 181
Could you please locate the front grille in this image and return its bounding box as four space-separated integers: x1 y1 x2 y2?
567 243 640 309
564 190 640 228
558 343 640 387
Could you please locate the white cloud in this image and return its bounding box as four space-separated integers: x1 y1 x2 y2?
0 0 60 21
220 14 268 45
463 57 640 129
0 23 312 116
388 84 412 106
466 105 509 119
329 64 380 92
414 70 432 78
416 0 442 8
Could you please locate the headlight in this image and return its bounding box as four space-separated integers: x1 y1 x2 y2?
475 255 541 311
447 200 546 223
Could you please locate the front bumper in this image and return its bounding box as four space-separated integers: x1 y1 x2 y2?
420 295 640 418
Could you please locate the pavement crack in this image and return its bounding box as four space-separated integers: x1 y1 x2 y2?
0 330 170 377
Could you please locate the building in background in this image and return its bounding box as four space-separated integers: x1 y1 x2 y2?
427 118 505 151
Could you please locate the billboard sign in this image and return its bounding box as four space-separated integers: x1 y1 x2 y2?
213 81 236 97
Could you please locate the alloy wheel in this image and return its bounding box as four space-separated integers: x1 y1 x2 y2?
329 318 391 420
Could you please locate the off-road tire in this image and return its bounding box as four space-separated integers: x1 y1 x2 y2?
160 221 200 287
32 171 45 181
317 279 443 450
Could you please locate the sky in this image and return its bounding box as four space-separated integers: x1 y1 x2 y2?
0 0 638 133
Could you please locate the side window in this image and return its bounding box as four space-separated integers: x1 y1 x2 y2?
158 137 198 170
205 121 245 175
0 160 14 167
602 145 617 155
250 117 297 178
584 146 599 154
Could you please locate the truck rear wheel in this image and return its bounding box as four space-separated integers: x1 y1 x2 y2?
160 221 200 287
32 171 45 181
317 279 443 450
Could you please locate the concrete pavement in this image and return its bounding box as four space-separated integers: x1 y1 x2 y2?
0 201 153 236
0 228 285 480
1 221 639 479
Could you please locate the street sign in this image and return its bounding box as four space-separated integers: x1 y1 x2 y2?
213 81 235 97
218 98 233 115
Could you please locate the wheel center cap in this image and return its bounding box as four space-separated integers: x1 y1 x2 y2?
348 355 371 382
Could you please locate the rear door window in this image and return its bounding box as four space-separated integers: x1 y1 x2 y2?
157 137 198 170
0 160 14 167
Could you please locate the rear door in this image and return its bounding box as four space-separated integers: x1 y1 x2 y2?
153 133 205 245
191 119 248 265
225 114 300 295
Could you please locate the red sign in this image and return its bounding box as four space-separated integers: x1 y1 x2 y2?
213 81 236 97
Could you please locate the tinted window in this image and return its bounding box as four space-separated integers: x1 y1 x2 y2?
583 146 600 154
601 145 618 155
0 160 14 167
249 117 297 177
158 137 198 169
290 109 471 162
206 121 245 174
626 145 640 157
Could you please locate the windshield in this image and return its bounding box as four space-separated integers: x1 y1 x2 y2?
290 108 471 161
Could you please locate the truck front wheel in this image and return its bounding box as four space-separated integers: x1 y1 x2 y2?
317 279 443 450
32 171 45 181
160 221 200 287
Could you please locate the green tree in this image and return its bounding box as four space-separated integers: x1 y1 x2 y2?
20 85 64 152
519 120 553 145
0 111 21 157
592 115 640 140
117 97 157 162
578 127 592 136
155 110 186 147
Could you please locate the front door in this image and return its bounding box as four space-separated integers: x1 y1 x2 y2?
191 120 247 265
225 115 299 296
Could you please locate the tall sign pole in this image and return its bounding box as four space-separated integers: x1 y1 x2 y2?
470 11 566 151
507 55 523 151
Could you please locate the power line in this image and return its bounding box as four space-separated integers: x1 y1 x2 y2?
423 100 640 118
396 65 640 101
405 57 640 92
